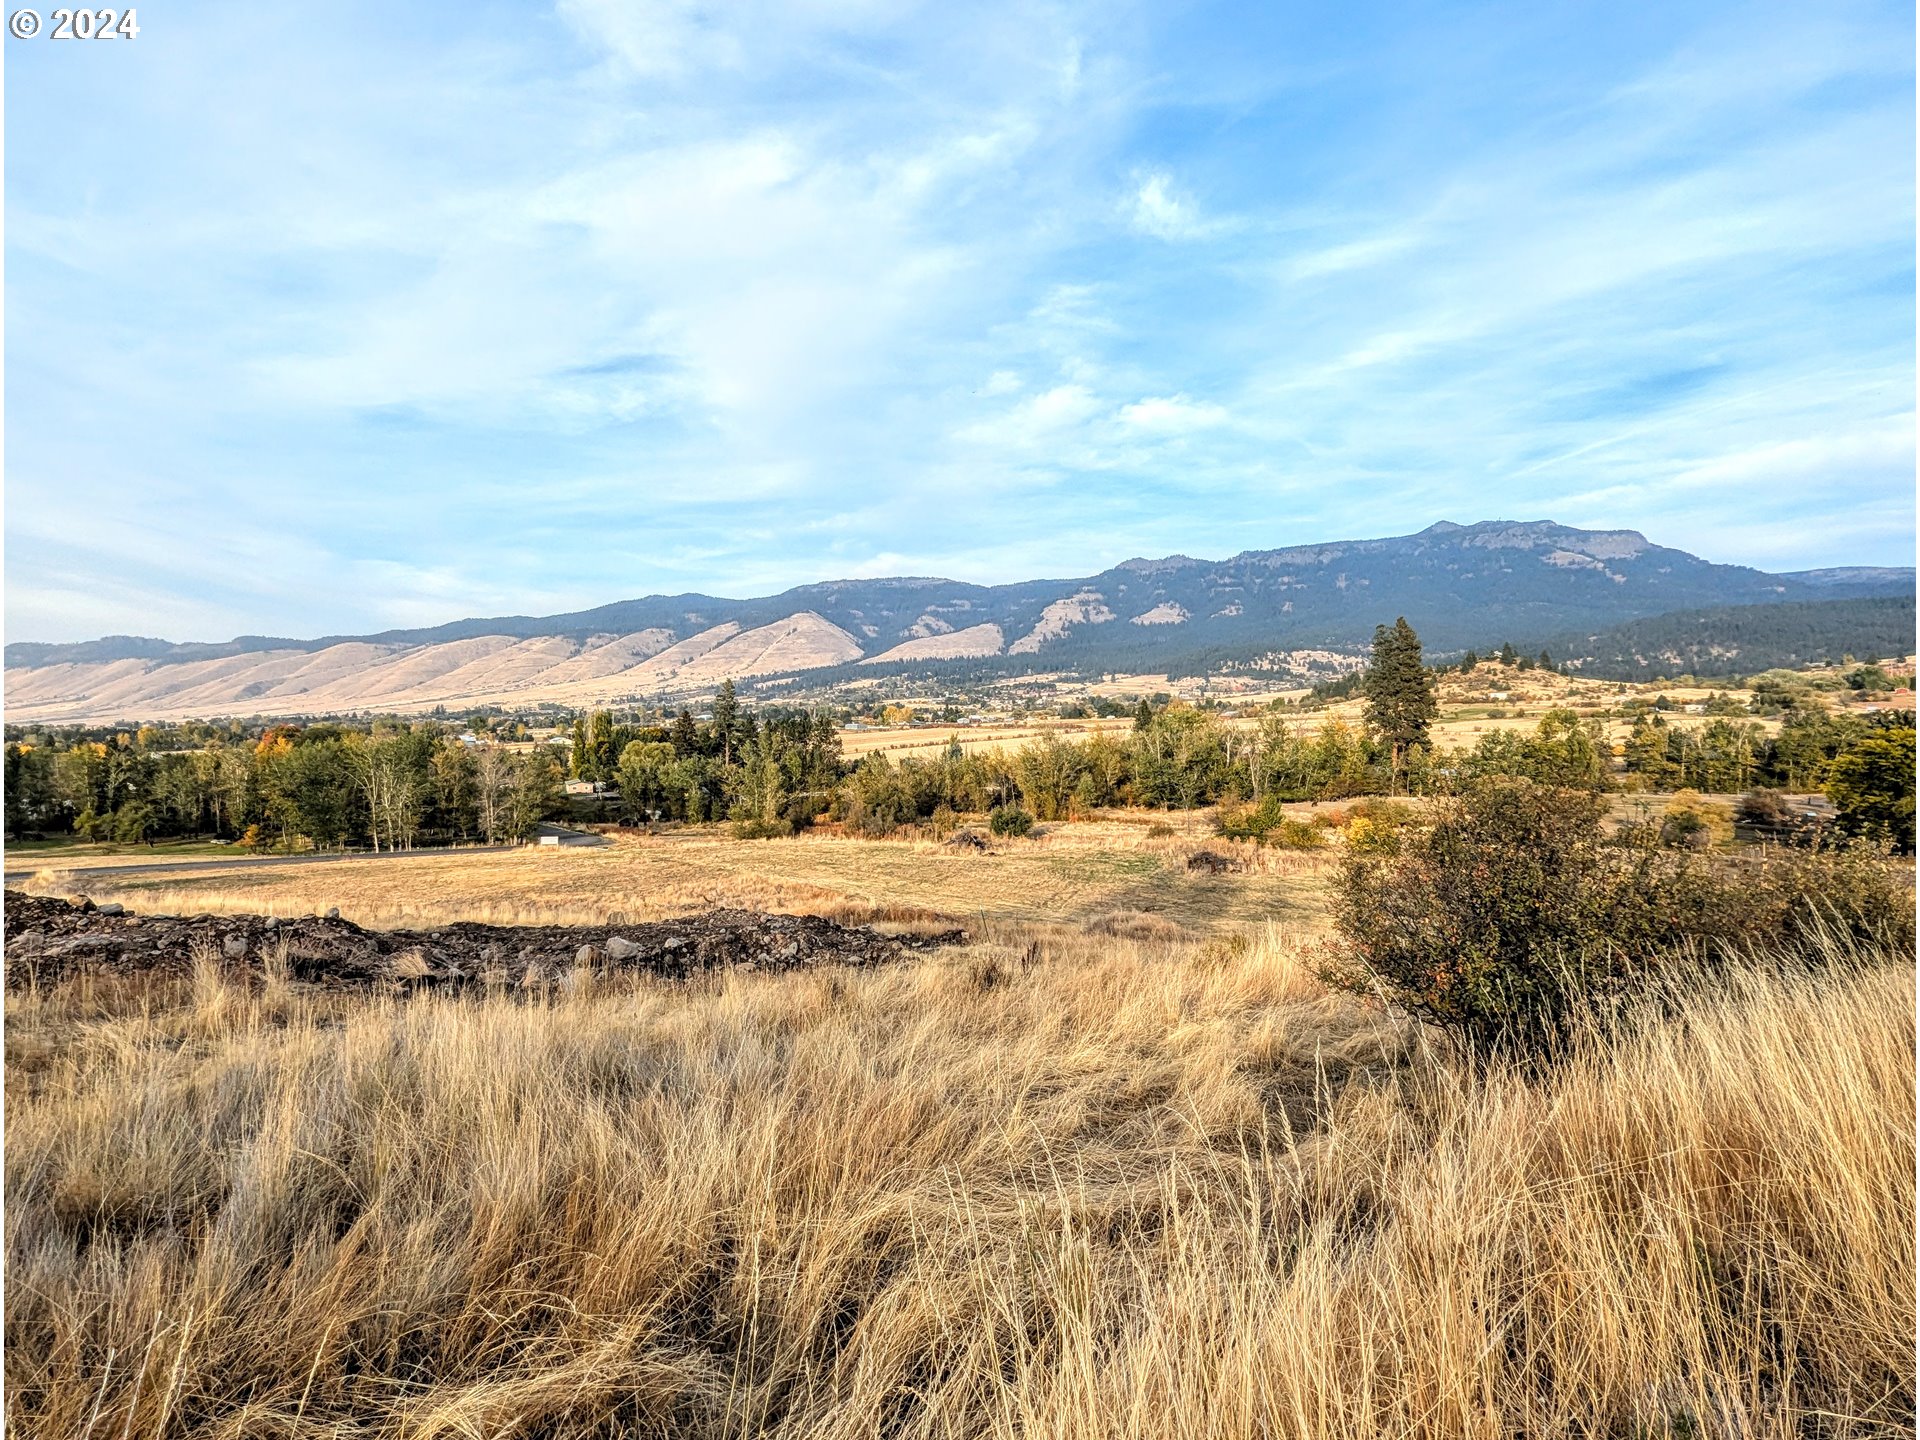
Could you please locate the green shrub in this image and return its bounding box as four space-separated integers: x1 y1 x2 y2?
1343 798 1417 855
1216 799 1324 848
1329 777 1914 1058
1658 789 1732 850
731 817 795 840
1215 798 1279 842
988 805 1035 838
1268 817 1326 850
853 810 901 839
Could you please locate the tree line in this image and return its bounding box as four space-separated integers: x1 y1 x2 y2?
6 629 1912 853
4 722 570 850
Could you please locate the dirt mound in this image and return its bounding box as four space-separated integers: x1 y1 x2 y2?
4 891 965 991
1185 849 1245 874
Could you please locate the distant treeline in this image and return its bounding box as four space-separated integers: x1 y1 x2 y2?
8 653 1914 854
1531 595 1915 682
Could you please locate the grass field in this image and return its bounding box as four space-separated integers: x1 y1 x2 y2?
2 837 255 865
8 798 1914 1436
6 914 1912 1437
17 822 1331 934
837 719 1134 760
830 666 1799 762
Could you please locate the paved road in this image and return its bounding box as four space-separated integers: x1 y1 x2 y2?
3 844 519 889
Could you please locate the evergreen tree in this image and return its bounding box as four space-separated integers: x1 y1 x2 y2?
1363 617 1438 795
1498 641 1517 666
670 709 698 757
1132 698 1154 731
1622 715 1680 789
1538 650 1555 673
1460 650 1478 672
711 680 741 765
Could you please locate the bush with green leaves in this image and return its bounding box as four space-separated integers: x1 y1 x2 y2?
1825 726 1916 853
988 805 1035 838
1657 789 1732 850
1216 797 1325 848
1269 816 1328 850
731 817 795 840
1330 777 1914 1057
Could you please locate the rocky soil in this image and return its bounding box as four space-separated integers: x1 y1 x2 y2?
4 891 965 991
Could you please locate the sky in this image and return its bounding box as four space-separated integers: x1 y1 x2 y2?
5 0 1914 644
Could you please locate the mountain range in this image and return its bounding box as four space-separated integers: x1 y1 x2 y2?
5 520 1912 724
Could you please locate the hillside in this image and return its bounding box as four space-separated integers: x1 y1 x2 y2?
1539 595 1917 681
5 520 1910 722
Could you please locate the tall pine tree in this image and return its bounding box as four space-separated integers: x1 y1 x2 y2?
711 680 741 765
1363 617 1438 795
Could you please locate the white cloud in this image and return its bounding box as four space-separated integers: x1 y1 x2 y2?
555 0 913 79
1117 394 1229 432
1126 170 1225 241
557 0 743 77
1662 420 1915 495
1287 227 1424 281
958 383 1102 447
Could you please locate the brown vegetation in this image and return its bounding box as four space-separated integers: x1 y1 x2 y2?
16 824 1330 933
6 914 1912 1437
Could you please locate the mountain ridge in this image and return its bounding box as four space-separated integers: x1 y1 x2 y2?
6 520 1911 723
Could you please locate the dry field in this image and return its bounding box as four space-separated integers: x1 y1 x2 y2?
6 910 1913 1438
835 668 1801 762
837 720 1134 761
8 811 1914 1436
16 823 1330 935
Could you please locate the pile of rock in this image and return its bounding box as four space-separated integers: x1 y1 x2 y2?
1185 850 1244 874
3 891 964 992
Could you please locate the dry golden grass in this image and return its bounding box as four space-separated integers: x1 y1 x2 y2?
5 917 1913 1438
836 719 1134 760
23 825 1330 934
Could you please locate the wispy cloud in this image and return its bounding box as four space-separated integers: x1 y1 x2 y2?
1125 170 1229 241
1117 395 1229 432
3 0 1911 642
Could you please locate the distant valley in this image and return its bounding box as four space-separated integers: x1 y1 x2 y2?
6 520 1912 723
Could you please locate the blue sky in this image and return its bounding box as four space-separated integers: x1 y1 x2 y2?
6 0 1913 643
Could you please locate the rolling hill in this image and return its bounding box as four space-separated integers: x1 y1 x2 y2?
6 520 1911 723
1535 594 1918 681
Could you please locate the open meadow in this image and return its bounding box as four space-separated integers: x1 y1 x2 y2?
12 821 1330 934
7 805 1916 1438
